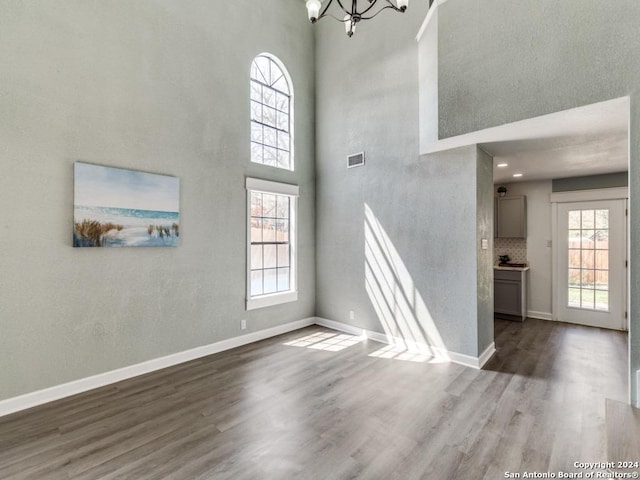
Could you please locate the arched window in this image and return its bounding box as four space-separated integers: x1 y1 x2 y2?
250 54 293 170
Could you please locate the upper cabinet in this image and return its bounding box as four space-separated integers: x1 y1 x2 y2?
496 195 527 238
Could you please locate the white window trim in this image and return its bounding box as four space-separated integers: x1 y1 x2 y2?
246 177 299 311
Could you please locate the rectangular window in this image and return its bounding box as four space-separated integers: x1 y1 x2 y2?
246 178 298 310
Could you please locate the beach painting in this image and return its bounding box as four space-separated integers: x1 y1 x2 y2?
74 162 180 247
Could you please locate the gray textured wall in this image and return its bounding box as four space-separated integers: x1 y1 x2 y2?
438 0 639 139
433 0 640 402
314 2 494 359
0 0 315 401
314 4 430 336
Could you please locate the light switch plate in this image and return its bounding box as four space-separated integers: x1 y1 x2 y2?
481 238 489 250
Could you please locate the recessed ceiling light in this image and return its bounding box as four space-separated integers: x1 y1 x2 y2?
513 173 523 177
497 163 508 168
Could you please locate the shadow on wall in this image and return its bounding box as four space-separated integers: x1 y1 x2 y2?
364 203 449 363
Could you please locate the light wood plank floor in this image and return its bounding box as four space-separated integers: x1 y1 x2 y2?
0 319 630 480
607 398 640 466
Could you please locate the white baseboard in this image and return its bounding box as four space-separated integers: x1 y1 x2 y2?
479 342 497 368
0 317 315 418
314 317 495 369
314 317 370 339
447 342 496 369
527 310 553 321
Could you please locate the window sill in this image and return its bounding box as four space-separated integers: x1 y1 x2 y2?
246 291 298 311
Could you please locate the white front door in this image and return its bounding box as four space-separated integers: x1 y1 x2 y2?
556 200 626 330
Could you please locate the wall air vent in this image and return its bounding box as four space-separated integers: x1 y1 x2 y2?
347 152 365 168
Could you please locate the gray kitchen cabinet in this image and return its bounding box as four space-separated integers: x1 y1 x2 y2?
494 267 528 321
496 195 526 238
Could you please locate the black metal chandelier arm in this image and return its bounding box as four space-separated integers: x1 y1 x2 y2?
323 12 352 22
307 0 408 35
359 4 400 20
359 0 381 17
334 0 350 16
315 0 335 21
383 0 405 11
331 0 387 18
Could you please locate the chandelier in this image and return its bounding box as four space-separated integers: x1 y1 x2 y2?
305 0 409 37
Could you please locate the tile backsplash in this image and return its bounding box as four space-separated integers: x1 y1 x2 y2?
494 238 527 264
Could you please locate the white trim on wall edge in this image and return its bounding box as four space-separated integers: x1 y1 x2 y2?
527 311 553 321
314 317 495 369
0 317 315 418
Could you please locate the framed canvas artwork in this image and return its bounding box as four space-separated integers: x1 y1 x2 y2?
73 162 180 247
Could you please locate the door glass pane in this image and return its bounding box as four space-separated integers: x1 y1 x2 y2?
568 250 581 268
595 229 609 249
595 250 609 270
596 270 608 289
581 250 594 269
568 230 581 248
581 269 594 288
595 209 609 229
568 269 581 286
567 209 609 311
568 210 581 229
581 230 595 249
568 288 581 308
595 291 609 311
581 289 595 309
581 210 595 229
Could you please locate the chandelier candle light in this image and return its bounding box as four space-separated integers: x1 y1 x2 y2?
306 0 409 37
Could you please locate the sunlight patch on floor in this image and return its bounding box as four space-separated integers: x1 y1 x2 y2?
368 344 433 362
283 332 362 352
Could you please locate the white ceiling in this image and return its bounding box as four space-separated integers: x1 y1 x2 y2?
423 97 629 184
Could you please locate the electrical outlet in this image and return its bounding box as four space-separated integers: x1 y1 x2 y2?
349 310 355 321
240 319 247 330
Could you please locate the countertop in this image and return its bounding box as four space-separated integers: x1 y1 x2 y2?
494 265 530 271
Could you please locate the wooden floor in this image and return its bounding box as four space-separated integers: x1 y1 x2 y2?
0 319 630 480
